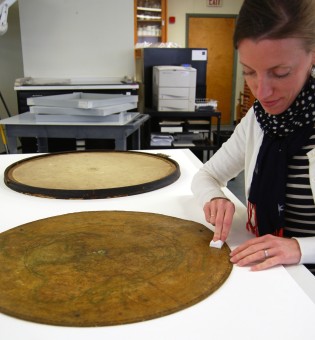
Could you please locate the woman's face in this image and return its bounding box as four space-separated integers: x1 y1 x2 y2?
238 38 315 115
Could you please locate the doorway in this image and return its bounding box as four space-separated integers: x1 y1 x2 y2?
186 15 237 125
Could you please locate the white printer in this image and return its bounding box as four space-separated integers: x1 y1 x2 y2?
152 65 197 111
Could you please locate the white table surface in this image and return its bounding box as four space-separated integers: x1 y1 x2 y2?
1 149 315 340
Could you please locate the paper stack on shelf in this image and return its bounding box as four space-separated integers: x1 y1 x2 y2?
159 120 184 133
150 133 174 146
172 140 195 147
27 92 139 125
172 132 205 147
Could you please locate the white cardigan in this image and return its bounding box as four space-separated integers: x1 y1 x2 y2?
191 108 315 264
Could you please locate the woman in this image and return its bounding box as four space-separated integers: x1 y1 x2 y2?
191 0 315 273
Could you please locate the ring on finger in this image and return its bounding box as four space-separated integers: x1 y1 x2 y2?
264 249 269 258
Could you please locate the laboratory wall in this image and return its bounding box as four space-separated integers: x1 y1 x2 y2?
0 0 135 153
0 2 23 153
0 2 23 115
18 0 135 80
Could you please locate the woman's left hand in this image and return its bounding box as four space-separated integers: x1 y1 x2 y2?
230 234 302 271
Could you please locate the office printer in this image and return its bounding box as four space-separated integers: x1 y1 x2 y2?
152 66 197 111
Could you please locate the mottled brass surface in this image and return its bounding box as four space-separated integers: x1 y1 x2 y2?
4 151 180 199
0 211 232 326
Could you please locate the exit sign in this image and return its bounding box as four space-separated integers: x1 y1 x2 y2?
207 0 222 6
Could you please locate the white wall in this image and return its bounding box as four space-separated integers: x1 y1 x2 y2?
0 2 23 115
18 0 135 80
0 0 135 153
0 2 23 153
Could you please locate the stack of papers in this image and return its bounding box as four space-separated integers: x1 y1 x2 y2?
151 134 174 146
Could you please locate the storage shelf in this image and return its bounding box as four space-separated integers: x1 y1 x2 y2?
138 34 162 37
147 108 221 120
147 108 222 160
137 6 162 11
137 19 162 23
134 0 167 44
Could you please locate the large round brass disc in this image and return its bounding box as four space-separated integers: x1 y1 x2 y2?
0 211 232 327
4 151 180 199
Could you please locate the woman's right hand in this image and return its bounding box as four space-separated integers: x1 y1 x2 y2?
203 197 235 242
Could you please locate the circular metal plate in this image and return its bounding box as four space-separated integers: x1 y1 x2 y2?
4 150 180 199
0 211 232 326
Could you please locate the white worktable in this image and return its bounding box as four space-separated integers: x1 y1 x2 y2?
1 149 314 340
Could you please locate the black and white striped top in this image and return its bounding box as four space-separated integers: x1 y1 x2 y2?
285 131 315 274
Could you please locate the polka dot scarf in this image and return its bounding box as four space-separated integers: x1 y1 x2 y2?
247 75 315 237
254 76 315 137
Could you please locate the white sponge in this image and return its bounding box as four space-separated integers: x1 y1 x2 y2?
209 239 224 249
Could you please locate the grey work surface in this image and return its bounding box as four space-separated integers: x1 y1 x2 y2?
0 112 149 153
